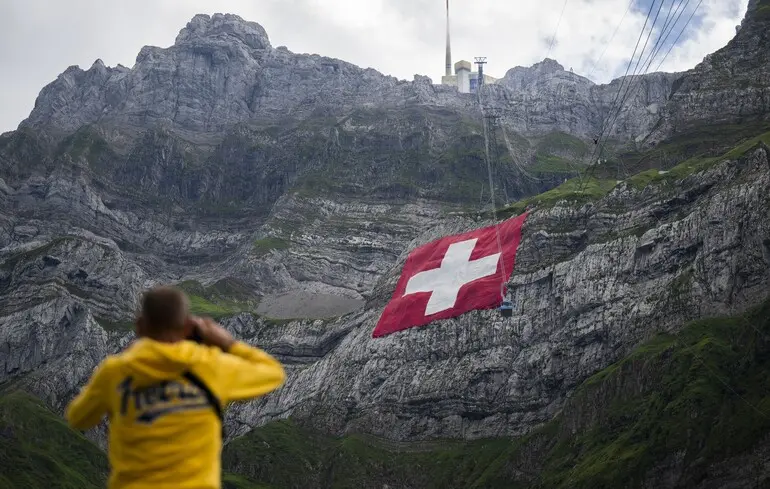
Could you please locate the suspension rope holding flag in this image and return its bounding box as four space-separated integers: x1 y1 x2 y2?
372 211 529 338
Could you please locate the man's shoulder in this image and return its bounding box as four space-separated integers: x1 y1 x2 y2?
184 340 225 358
96 352 124 372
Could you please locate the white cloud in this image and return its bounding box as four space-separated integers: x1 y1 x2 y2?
656 0 750 73
0 0 750 133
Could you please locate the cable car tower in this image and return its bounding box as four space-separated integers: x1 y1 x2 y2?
474 57 488 91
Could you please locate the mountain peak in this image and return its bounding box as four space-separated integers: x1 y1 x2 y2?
532 58 565 73
174 13 271 50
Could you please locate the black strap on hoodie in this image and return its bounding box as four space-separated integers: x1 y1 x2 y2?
182 370 225 438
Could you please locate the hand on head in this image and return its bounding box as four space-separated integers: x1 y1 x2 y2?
133 286 236 350
185 315 236 351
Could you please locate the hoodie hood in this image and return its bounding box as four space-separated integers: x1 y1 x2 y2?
120 338 207 384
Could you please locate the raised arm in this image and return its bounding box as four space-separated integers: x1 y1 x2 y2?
218 342 286 402
190 316 286 403
65 358 113 430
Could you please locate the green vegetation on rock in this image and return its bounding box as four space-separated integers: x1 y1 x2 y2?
1 298 768 488
532 131 587 174
608 123 770 177
55 125 115 171
536 298 770 489
185 293 233 318
91 278 263 332
751 0 770 20
0 237 76 272
289 107 534 205
627 130 770 190
177 279 258 319
499 177 617 218
252 237 291 256
0 390 108 489
221 418 516 489
95 318 135 332
222 473 274 489
176 279 303 325
0 390 273 489
217 296 770 489
537 131 588 155
493 126 770 218
531 154 580 174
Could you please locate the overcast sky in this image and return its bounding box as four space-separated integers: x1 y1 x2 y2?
0 0 749 133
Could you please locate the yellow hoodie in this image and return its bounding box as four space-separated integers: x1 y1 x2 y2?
65 338 286 489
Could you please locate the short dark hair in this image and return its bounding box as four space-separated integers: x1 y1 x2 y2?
141 286 189 332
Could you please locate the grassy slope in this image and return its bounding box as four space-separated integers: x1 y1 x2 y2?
626 129 770 190
499 177 617 218
0 296 767 488
0 390 271 489
222 418 522 489
605 122 770 177
2 121 770 489
222 473 274 489
218 297 770 489
0 391 108 489
534 298 770 489
531 131 588 174
177 279 259 319
175 279 296 326
498 127 770 219
252 237 291 257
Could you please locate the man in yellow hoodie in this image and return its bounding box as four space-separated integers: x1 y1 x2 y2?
65 286 286 489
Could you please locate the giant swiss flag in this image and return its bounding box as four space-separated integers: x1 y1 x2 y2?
372 212 529 338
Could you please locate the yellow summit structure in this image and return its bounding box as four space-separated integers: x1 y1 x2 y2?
439 0 499 94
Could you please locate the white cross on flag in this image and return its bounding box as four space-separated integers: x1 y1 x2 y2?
372 212 529 338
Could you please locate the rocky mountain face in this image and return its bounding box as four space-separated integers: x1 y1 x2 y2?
1 2 770 488
498 59 678 143
19 12 680 148
648 0 770 143
19 13 457 140
221 142 770 443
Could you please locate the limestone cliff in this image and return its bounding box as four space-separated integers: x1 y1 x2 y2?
647 0 770 143
220 143 770 442
1 4 770 488
18 12 679 146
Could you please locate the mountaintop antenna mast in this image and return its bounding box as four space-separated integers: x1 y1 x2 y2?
445 0 453 77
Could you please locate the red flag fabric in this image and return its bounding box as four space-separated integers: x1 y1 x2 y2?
372 212 529 338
